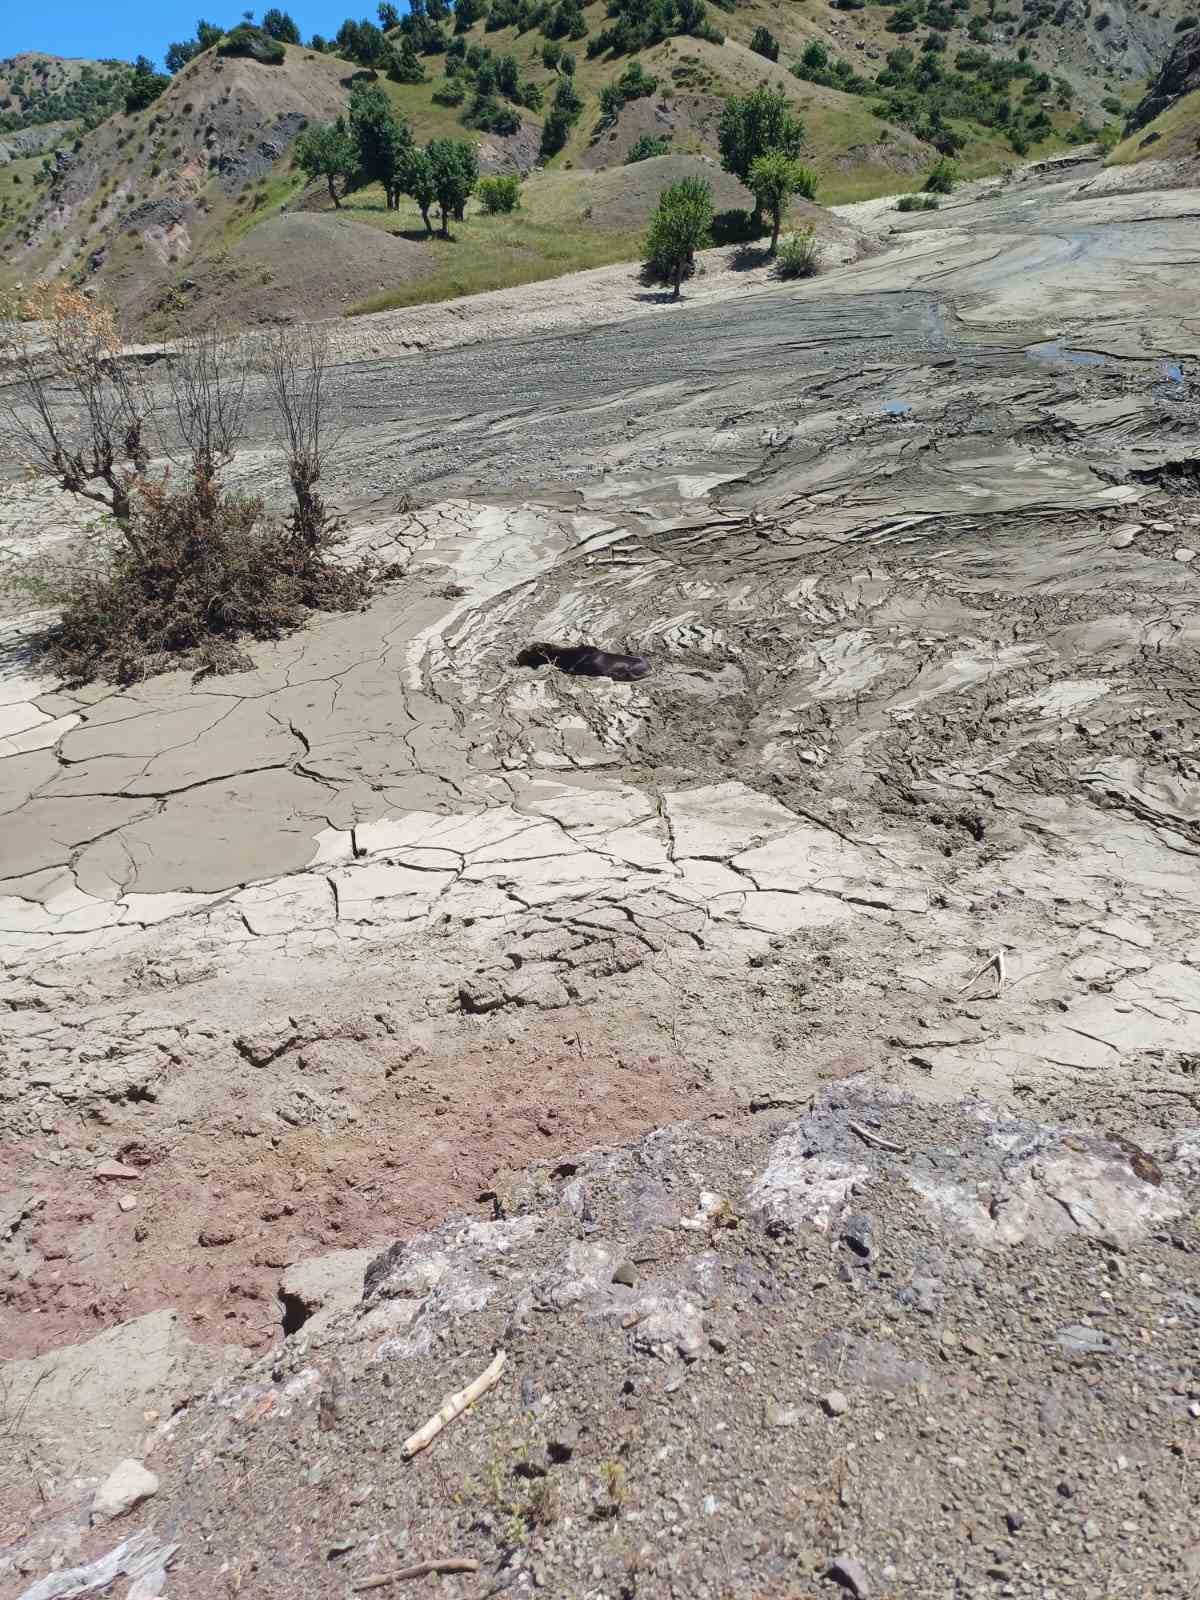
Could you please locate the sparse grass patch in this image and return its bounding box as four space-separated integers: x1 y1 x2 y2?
775 226 822 278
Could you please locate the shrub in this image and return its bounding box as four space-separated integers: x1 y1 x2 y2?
750 26 779 61
897 192 939 210
218 25 287 63
924 156 959 193
433 78 466 103
775 226 821 278
0 296 386 685
625 132 671 162
478 173 521 211
1176 12 1198 27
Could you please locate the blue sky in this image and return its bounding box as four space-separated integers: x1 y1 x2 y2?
1 2 351 68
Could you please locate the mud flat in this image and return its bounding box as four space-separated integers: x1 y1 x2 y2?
2 162 1199 1596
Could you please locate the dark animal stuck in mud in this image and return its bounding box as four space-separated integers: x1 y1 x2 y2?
517 643 653 681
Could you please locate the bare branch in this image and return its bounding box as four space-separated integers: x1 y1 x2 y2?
0 286 151 560
164 327 250 487
259 324 342 549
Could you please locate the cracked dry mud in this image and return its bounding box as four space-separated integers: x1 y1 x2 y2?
1 160 1200 1595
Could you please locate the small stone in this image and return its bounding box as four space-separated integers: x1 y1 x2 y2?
118 1196 137 1213
823 1390 849 1417
94 1160 139 1181
1150 521 1175 532
960 1333 986 1357
1181 1545 1200 1579
766 1400 800 1428
1057 1480 1075 1499
92 1459 159 1523
1005 1511 1024 1533
841 1213 875 1261
1173 546 1196 563
1082 1519 1100 1540
829 1551 871 1597
611 1261 637 1288
1188 1401 1200 1420
1055 1324 1118 1356
1110 524 1140 548
198 1226 238 1248
702 1494 719 1515
327 1538 355 1558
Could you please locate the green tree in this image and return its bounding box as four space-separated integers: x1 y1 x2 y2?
750 25 779 61
261 7 301 41
378 0 400 25
644 174 713 298
400 146 437 232
388 37 427 80
426 137 479 233
349 81 414 207
748 151 816 251
295 117 356 207
718 87 804 213
124 59 169 112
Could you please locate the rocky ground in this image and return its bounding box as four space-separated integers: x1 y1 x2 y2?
1 156 1199 1597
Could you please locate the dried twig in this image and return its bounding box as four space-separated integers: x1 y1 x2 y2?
959 949 1007 996
848 1121 905 1154
401 1351 506 1460
353 1558 480 1591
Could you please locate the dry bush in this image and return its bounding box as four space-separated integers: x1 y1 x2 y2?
0 289 388 685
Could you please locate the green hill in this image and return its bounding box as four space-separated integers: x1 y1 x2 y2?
1 0 1195 333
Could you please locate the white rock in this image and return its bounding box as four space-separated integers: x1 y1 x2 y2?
1173 547 1196 563
92 1458 160 1523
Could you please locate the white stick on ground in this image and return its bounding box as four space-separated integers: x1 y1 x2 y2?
959 950 1007 996
849 1121 905 1153
400 1350 507 1460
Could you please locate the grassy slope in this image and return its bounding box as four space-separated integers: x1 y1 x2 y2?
1107 84 1200 162
0 0 1186 331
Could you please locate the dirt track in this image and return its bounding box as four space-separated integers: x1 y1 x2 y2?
2 162 1200 1583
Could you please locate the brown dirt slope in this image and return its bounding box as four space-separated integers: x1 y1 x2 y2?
3 1086 1196 1597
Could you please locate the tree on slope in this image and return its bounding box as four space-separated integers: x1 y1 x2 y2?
401 146 437 233
718 87 804 220
644 175 713 299
426 138 479 234
295 118 356 208
261 7 301 41
748 151 817 252
348 81 413 209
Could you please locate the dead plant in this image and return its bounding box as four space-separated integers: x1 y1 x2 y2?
260 323 341 549
0 288 386 685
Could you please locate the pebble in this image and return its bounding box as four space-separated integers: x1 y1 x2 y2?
94 1160 140 1181
611 1260 637 1287
1174 546 1197 563
841 1213 876 1261
118 1195 137 1213
828 1551 871 1597
198 1225 238 1247
823 1390 849 1417
1005 1511 1024 1533
91 1459 159 1523
1082 1519 1099 1540
766 1400 801 1428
